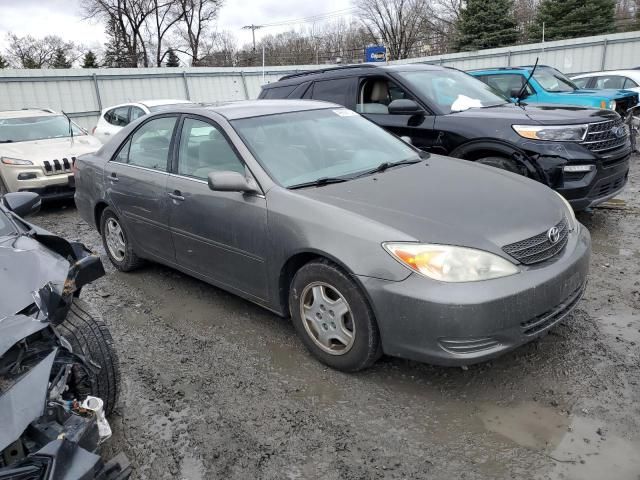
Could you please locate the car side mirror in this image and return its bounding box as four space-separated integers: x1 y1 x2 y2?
208 171 259 194
388 99 423 115
1 192 41 217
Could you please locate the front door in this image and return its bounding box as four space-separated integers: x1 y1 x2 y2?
167 116 269 301
104 115 177 261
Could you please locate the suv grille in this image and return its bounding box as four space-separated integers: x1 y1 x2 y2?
43 157 75 176
582 117 628 153
503 218 569 265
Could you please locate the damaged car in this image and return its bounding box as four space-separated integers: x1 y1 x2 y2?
0 192 130 479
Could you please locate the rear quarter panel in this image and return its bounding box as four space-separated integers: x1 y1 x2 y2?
74 151 109 229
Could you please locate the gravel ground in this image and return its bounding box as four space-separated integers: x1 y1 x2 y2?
32 158 640 480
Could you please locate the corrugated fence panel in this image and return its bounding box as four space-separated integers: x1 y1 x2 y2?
187 74 247 102
98 76 188 107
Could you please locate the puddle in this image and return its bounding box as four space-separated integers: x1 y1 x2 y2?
479 402 640 480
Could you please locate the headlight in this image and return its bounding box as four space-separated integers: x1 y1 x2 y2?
512 124 588 141
554 191 577 231
602 100 616 110
1 157 33 166
383 243 519 282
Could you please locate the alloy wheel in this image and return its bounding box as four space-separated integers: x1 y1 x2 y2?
105 217 126 262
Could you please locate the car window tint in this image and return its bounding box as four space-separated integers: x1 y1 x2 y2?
595 76 626 89
105 106 130 126
130 107 146 121
122 116 176 171
624 77 639 88
357 77 412 114
572 77 590 88
484 74 534 97
177 118 244 179
262 85 296 99
311 78 352 104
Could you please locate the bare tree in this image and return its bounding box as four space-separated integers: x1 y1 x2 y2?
148 0 183 66
83 0 156 67
5 33 77 68
355 0 433 60
199 30 237 66
177 0 223 66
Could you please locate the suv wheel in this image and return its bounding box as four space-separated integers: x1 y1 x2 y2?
289 260 382 372
100 207 143 271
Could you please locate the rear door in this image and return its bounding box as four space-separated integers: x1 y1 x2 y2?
104 115 178 262
167 115 269 301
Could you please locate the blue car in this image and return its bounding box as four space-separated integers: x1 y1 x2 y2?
469 66 639 117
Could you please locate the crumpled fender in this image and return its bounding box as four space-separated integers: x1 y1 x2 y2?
0 314 49 357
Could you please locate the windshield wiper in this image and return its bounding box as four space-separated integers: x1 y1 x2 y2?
352 158 422 179
288 177 349 189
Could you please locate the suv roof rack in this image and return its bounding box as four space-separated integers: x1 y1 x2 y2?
278 64 379 81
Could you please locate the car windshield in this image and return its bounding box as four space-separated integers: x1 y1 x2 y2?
533 67 578 92
0 115 85 143
0 209 16 236
232 109 420 187
396 69 509 114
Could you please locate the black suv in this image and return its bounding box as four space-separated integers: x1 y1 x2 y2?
259 64 631 210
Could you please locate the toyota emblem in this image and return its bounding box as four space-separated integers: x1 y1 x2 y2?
547 226 560 244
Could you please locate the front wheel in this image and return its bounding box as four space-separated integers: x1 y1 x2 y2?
289 260 381 372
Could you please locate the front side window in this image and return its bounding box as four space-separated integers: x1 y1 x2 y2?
232 108 420 188
113 116 176 172
533 67 578 93
357 77 412 114
177 118 245 179
105 106 130 126
397 69 508 114
0 115 85 143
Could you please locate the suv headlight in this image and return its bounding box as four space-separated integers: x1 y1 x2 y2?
383 243 519 282
554 191 577 231
1 157 34 166
512 124 588 141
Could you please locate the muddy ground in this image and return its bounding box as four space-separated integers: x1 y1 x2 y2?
33 159 640 480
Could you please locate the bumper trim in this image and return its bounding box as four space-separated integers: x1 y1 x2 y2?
521 282 586 335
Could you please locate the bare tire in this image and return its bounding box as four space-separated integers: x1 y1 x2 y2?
100 207 143 272
56 298 121 416
289 260 381 372
476 156 522 175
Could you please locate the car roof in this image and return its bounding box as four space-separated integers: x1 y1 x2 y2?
571 70 640 78
264 63 451 87
202 99 342 120
139 99 192 108
0 108 58 119
469 65 556 74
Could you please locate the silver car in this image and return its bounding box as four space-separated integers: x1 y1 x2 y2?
74 100 591 371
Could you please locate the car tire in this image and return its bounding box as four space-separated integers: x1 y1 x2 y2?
100 207 143 272
476 156 522 175
289 260 382 372
56 298 121 416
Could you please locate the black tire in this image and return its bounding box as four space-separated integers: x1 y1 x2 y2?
56 298 121 416
100 207 143 272
289 260 382 372
476 156 523 175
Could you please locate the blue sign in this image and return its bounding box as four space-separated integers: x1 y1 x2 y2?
365 45 387 63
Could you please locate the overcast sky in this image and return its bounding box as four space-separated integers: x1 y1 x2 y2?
0 0 353 52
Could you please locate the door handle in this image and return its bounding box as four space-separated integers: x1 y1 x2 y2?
108 173 119 183
168 191 185 201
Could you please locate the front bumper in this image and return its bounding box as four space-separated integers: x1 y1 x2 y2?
360 224 591 366
0 165 74 199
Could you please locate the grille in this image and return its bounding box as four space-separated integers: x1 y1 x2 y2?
502 218 569 265
520 283 585 336
43 156 75 176
582 117 628 153
439 336 500 355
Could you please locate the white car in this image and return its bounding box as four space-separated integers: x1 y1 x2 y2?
0 109 102 198
571 69 640 94
92 99 193 143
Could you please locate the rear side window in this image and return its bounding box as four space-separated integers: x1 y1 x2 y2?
594 76 626 89
311 78 353 106
112 116 177 172
104 106 130 126
624 77 639 88
261 85 296 99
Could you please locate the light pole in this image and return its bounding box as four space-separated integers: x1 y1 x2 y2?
242 24 263 65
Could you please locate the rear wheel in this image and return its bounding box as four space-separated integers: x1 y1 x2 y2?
56 298 121 416
289 260 381 372
476 156 523 175
100 207 143 271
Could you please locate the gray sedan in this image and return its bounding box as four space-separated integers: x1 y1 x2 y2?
74 100 591 371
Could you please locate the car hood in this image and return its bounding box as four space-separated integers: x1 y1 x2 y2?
296 155 566 258
451 103 615 125
0 135 101 163
0 234 69 318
